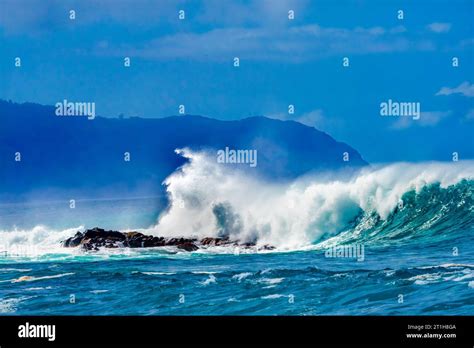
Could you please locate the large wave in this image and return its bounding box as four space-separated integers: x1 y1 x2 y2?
1 149 473 256
148 149 474 250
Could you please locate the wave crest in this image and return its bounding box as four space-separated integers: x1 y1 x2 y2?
150 149 474 249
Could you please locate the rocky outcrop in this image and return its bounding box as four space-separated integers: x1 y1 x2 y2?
62 227 274 252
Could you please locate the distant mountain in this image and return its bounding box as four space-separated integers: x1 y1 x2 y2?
0 100 367 200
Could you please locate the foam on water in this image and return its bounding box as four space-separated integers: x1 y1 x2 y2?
147 149 474 249
1 149 473 259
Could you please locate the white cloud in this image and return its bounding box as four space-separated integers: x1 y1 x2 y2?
1 0 454 64
0 0 307 35
459 38 474 48
427 22 452 33
436 82 474 97
390 26 407 34
391 111 452 129
198 0 309 27
419 111 452 126
466 108 474 121
0 0 185 34
293 110 326 128
107 24 430 63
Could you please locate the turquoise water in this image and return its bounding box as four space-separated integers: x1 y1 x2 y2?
0 241 473 315
0 176 473 315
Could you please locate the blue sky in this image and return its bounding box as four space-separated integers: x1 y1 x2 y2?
0 0 473 162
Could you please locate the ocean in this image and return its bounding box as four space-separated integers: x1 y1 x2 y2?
0 154 473 315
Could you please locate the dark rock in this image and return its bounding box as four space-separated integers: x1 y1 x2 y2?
167 237 197 246
258 244 276 251
62 228 273 252
63 231 84 247
124 232 147 247
84 227 126 241
200 237 230 246
177 242 199 252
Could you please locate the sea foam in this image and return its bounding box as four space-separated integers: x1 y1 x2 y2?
147 149 474 249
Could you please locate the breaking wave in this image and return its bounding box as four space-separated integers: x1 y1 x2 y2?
1 149 473 256
148 149 474 250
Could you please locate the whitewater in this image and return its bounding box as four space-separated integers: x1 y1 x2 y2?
1 150 473 315
143 149 473 250
1 148 474 256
